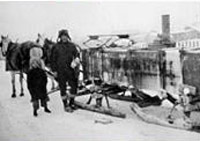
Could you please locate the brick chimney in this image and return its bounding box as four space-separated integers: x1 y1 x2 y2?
162 14 170 41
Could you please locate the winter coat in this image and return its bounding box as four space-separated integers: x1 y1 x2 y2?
50 41 79 79
27 68 48 102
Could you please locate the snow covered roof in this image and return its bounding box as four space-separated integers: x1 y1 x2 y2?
81 31 159 50
171 22 200 42
187 22 200 32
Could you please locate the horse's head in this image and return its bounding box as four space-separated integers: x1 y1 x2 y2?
36 33 45 47
1 35 11 56
42 37 55 67
44 38 54 47
43 38 55 54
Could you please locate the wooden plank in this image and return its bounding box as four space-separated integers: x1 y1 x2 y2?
130 103 192 130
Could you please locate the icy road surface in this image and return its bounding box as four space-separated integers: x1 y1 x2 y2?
0 61 199 141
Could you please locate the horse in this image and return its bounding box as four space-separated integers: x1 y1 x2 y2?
0 35 44 98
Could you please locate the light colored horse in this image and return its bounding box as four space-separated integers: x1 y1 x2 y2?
1 35 24 97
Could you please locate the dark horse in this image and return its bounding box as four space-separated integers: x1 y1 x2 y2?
35 34 59 90
0 35 44 98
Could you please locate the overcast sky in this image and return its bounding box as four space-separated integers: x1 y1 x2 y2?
0 1 200 43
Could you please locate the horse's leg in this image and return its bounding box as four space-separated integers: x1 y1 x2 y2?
11 72 16 98
19 71 24 97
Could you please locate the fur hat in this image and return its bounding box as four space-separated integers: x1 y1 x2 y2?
58 29 71 40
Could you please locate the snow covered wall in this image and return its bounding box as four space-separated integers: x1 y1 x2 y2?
181 50 200 95
82 46 200 97
164 48 183 95
82 48 165 91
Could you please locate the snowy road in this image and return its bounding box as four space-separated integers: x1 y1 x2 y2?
0 61 199 141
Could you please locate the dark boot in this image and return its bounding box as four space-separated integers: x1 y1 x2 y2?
62 99 68 108
32 101 39 116
63 99 73 113
44 106 51 113
20 93 24 97
69 98 78 110
33 109 38 117
64 106 74 113
41 100 51 113
11 93 16 98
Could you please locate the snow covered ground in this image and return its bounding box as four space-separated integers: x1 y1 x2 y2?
0 60 199 141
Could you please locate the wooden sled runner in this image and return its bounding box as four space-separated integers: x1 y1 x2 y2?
130 103 193 131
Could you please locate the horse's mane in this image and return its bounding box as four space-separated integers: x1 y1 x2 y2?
43 38 55 68
45 38 55 45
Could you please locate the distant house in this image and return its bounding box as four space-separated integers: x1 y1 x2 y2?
172 23 200 49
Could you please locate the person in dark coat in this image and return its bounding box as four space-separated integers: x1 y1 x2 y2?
27 58 51 117
50 29 80 112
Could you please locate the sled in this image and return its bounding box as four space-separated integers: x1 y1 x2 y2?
74 87 126 119
46 78 126 118
130 103 193 131
74 101 126 119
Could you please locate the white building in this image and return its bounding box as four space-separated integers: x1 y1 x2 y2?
172 22 200 49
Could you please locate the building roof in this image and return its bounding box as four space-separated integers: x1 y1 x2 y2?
172 22 200 42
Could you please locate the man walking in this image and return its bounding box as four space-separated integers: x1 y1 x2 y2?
51 29 80 112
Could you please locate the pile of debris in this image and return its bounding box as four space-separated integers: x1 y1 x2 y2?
78 78 200 132
77 78 163 108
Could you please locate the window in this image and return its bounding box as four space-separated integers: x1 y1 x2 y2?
189 41 191 47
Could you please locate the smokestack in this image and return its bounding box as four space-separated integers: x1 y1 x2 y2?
162 15 170 41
